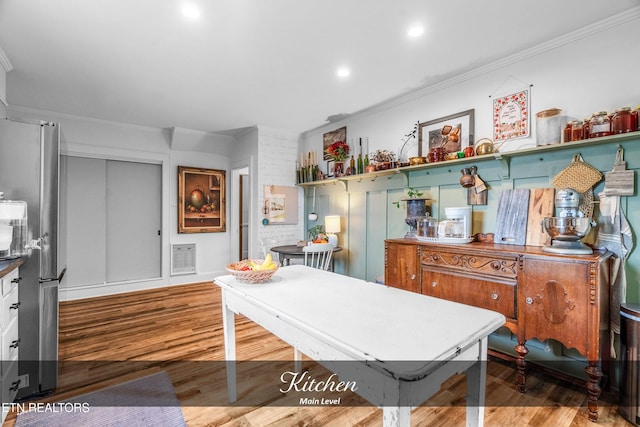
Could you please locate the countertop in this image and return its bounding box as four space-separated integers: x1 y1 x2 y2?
0 257 25 279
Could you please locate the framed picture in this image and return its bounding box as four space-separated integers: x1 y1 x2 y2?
492 89 530 142
418 109 475 156
178 166 226 233
326 160 335 178
323 126 347 160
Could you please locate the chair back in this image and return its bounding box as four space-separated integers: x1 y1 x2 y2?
303 243 334 270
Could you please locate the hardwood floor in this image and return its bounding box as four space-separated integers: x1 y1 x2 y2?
2 282 635 426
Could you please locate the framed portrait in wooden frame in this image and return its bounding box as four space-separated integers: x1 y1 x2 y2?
418 109 475 156
178 166 226 233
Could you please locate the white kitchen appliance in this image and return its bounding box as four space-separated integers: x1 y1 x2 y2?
0 119 65 399
434 206 473 243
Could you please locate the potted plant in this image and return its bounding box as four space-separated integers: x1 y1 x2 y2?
307 224 327 243
392 187 431 238
369 149 396 170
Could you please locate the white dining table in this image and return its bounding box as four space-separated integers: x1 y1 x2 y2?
214 265 505 427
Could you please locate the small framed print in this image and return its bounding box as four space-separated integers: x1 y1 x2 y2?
178 166 226 233
326 160 335 178
418 109 475 156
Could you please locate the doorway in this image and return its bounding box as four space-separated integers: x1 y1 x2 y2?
232 166 250 262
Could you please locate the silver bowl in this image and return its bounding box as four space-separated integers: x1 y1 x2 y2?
541 217 594 241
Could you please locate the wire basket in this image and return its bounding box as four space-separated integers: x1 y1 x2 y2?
225 260 279 284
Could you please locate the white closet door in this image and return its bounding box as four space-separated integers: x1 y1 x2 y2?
61 156 161 288
61 156 107 287
106 160 161 282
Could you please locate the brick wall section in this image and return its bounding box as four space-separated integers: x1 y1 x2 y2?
256 127 303 258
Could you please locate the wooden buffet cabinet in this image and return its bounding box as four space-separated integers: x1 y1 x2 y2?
385 238 612 422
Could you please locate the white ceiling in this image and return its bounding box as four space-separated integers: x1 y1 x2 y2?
1 0 639 135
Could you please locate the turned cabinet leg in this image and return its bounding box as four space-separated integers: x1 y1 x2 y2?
515 342 529 393
585 363 602 422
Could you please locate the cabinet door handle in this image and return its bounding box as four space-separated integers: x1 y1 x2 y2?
11 276 22 284
9 379 21 392
491 293 499 300
526 297 533 305
10 302 21 310
410 274 416 280
431 281 437 287
10 338 20 349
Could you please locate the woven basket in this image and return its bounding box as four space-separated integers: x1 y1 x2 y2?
226 260 279 284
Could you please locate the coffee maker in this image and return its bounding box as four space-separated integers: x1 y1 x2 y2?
437 206 472 242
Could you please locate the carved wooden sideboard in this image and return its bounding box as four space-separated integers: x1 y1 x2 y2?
384 238 612 422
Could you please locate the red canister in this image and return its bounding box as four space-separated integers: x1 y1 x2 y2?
428 147 444 163
612 107 637 134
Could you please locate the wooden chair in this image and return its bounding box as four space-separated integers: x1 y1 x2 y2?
302 243 334 271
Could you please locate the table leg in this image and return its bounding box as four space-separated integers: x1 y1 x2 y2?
293 347 302 373
382 406 410 427
465 336 488 427
221 290 237 403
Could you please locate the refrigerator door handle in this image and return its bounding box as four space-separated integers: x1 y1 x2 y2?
57 267 66 282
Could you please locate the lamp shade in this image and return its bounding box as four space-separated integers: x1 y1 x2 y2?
325 215 341 233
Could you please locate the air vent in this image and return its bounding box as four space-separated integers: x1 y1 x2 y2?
171 244 196 275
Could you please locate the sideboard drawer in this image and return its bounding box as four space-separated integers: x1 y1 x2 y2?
420 247 518 281
422 269 516 319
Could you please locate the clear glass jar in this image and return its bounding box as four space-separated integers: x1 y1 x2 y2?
611 107 636 134
589 111 611 138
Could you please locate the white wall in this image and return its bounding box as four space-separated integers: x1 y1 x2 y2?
301 11 640 166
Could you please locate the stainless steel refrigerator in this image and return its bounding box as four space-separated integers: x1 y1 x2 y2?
0 118 63 399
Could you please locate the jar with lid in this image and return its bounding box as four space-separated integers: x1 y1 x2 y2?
418 216 438 238
611 107 637 134
563 122 572 143
571 121 584 141
589 111 611 138
582 117 591 140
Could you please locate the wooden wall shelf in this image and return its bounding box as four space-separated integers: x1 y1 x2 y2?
298 131 640 188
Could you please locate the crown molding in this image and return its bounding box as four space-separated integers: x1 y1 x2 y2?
303 6 640 136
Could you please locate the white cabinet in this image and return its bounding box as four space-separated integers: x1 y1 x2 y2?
1 266 21 423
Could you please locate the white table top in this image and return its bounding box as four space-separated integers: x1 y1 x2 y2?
215 265 505 380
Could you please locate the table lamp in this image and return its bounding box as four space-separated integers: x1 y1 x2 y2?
325 215 341 247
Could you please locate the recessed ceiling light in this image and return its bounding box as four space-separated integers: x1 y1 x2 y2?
181 3 201 19
336 67 350 78
407 25 424 38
